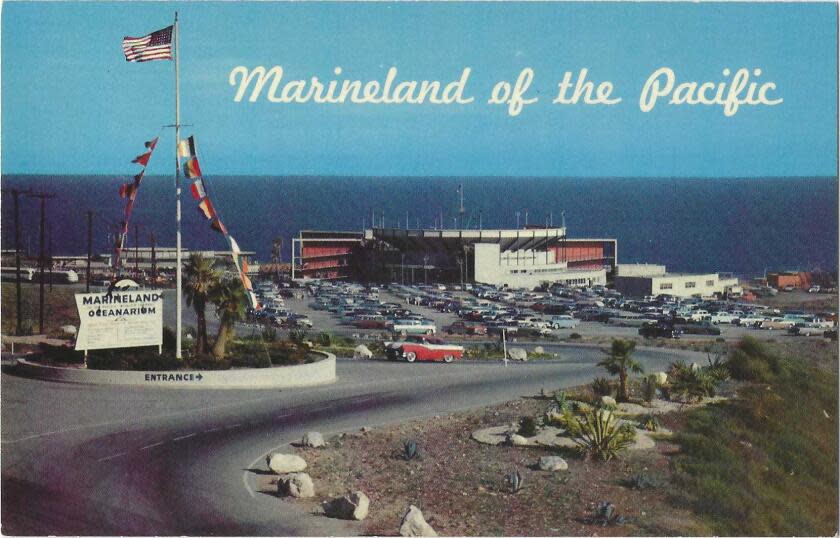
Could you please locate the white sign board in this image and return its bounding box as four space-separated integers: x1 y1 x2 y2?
75 290 164 351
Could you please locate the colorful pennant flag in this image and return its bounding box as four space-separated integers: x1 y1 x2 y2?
145 137 159 150
183 156 202 178
210 218 227 235
132 152 152 166
197 197 216 220
190 179 206 200
177 136 197 158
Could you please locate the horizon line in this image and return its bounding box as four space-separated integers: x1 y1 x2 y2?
2 173 838 180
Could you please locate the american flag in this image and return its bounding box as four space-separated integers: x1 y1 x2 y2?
122 25 173 62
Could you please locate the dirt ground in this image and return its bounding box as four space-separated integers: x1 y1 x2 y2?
256 395 702 536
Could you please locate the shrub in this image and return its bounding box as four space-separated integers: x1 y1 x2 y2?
640 414 660 432
506 470 524 493
229 352 272 368
553 390 569 411
35 343 84 364
162 326 177 353
574 409 636 461
569 332 582 340
316 332 332 347
518 416 539 437
641 375 657 403
669 362 716 402
289 329 308 346
261 325 277 342
592 376 613 397
624 473 657 490
403 440 419 460
593 501 625 526
726 337 785 383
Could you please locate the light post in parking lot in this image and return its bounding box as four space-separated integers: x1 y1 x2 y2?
502 328 508 366
423 255 429 284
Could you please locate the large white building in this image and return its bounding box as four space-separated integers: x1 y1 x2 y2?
293 226 617 289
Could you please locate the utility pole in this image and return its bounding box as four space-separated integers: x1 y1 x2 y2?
516 211 520 229
2 189 29 335
26 192 55 334
150 231 157 284
48 224 53 291
86 210 93 292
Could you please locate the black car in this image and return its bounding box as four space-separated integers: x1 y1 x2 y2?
639 322 682 339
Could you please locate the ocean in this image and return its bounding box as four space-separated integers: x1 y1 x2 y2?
1 175 836 277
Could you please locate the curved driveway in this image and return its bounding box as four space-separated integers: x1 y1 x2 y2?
1 345 698 536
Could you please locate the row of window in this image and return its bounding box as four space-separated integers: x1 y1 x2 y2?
659 279 717 291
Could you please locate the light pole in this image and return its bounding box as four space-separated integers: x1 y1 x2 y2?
423 255 429 285
516 211 520 229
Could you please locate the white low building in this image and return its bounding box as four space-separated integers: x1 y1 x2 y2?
615 271 740 298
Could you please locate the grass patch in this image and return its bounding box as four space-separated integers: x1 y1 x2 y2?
671 337 838 535
1 282 79 336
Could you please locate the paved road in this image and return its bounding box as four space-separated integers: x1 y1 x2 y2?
1 345 700 536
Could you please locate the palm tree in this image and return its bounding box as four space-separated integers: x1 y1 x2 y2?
210 277 248 360
598 339 643 402
183 253 219 356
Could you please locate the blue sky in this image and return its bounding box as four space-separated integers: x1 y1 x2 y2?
1 1 837 177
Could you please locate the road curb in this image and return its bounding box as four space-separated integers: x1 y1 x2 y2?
11 351 336 389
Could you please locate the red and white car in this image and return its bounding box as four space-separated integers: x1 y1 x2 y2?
385 335 465 363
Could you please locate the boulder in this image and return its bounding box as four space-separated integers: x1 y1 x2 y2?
507 348 528 361
533 346 545 354
601 395 617 407
399 505 438 537
323 491 369 521
353 345 373 359
508 433 529 446
278 472 315 498
654 372 668 386
538 456 569 471
266 453 307 474
301 431 326 448
60 325 77 336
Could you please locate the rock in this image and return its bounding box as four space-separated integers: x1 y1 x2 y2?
654 372 668 386
323 491 369 521
507 348 528 361
353 344 373 359
690 362 700 372
533 346 545 354
508 433 529 446
601 395 617 407
266 453 307 474
399 505 438 537
361 426 372 433
278 472 315 498
302 432 326 448
538 456 569 471
60 325 77 336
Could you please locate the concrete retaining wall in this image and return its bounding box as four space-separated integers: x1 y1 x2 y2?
13 352 336 390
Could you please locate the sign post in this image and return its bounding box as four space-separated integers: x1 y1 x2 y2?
75 288 164 361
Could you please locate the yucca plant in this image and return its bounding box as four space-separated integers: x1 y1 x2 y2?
553 390 569 411
641 375 657 403
403 439 419 460
506 470 524 494
641 414 660 432
573 409 636 461
591 376 613 397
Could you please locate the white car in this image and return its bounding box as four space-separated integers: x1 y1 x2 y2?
737 315 767 328
689 310 711 322
709 312 739 324
550 315 580 329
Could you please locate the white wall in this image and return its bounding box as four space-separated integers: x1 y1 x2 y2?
473 243 606 289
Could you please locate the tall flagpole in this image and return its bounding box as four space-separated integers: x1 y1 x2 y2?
174 12 183 359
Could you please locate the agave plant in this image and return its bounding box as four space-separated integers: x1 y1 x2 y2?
553 390 569 411
641 414 660 432
573 409 636 461
506 469 524 494
594 501 625 526
403 439 419 460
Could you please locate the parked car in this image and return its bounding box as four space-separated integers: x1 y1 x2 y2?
549 315 579 329
788 324 826 337
709 312 739 325
680 322 721 336
443 321 487 336
385 336 464 363
639 322 682 339
390 319 436 336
